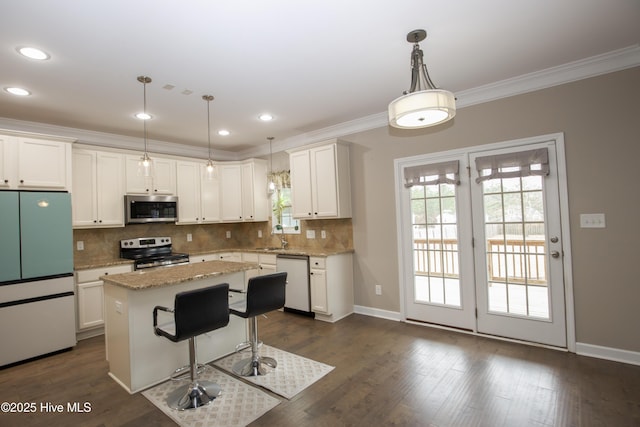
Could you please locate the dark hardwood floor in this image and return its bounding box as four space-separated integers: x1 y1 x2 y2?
1 311 639 426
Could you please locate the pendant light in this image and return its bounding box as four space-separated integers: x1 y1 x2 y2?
267 136 276 194
202 94 217 180
388 29 456 129
137 76 154 177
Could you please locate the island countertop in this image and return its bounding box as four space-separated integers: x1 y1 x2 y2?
100 260 258 290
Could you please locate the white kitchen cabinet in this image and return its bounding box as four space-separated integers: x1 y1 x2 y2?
218 252 242 262
125 155 176 195
289 140 351 219
75 264 133 337
176 160 220 224
241 160 268 221
0 132 74 190
220 159 268 222
72 149 125 228
309 253 354 322
242 252 277 285
189 253 220 264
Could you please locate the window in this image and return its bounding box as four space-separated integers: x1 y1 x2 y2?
271 185 299 234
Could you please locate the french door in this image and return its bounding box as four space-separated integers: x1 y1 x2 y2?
398 136 570 348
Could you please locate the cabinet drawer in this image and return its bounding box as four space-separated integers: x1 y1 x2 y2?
242 252 259 263
309 257 326 269
76 264 133 283
259 253 277 265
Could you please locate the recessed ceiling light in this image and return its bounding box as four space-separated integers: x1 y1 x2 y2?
135 112 152 120
218 130 230 136
17 46 50 60
259 113 273 122
5 87 31 96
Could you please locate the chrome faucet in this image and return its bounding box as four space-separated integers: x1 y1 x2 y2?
280 227 288 249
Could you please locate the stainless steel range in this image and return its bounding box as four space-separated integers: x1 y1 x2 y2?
120 237 189 270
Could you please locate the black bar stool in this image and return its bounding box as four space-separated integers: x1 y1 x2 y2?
153 283 229 410
229 272 287 376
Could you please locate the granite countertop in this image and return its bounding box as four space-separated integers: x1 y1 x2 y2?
190 248 355 257
100 260 258 290
76 248 354 271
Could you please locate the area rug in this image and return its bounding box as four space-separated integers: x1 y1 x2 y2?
142 367 280 427
214 345 334 399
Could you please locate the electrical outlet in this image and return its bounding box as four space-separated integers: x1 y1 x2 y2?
258 230 263 238
321 230 327 239
76 241 84 251
186 233 192 242
226 230 231 239
115 301 123 314
375 284 382 295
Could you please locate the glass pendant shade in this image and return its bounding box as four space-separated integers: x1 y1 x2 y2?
388 89 455 128
137 152 154 177
205 159 217 180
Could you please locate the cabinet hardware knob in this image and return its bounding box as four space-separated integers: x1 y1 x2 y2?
3 179 7 183
20 179 24 183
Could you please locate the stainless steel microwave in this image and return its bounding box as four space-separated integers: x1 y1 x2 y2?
125 195 178 224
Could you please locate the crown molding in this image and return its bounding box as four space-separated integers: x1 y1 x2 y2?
0 117 240 161
242 44 640 158
2 45 638 160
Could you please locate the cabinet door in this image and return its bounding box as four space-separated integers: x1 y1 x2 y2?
152 158 176 194
310 144 339 217
310 268 329 314
290 150 313 218
72 150 98 227
0 136 13 188
200 165 220 222
17 138 68 189
96 152 124 226
219 164 243 221
176 161 201 224
77 281 105 329
241 162 256 220
125 155 151 194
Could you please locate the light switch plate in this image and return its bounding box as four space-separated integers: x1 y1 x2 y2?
306 230 316 239
580 213 606 228
76 241 84 251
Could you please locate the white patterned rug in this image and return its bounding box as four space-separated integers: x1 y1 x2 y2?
214 345 334 399
142 367 280 427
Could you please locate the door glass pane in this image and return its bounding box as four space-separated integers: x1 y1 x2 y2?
482 175 550 319
411 182 461 308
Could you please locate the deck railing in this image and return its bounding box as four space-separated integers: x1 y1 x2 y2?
413 237 547 285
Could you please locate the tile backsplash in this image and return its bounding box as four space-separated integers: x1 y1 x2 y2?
73 218 352 266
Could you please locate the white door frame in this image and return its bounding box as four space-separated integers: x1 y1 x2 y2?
394 132 576 352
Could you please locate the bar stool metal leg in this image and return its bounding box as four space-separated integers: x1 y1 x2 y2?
166 337 222 410
232 316 277 376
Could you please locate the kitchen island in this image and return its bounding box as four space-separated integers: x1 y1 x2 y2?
101 260 255 393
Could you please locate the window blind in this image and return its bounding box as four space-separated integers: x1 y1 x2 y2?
404 160 460 187
474 148 549 183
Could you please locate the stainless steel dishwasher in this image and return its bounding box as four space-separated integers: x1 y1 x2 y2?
276 254 314 316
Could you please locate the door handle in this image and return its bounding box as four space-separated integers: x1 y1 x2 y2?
551 250 560 258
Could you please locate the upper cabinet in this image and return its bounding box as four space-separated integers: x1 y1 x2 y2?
72 148 125 228
176 160 220 224
125 155 176 195
289 140 351 219
220 159 268 222
0 132 74 191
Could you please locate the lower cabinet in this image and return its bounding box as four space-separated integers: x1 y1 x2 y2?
309 253 354 322
75 264 133 338
242 252 277 285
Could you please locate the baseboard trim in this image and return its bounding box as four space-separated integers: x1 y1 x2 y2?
576 342 640 366
353 305 640 366
353 305 402 321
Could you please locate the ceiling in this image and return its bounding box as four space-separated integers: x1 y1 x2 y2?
1 1 639 157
